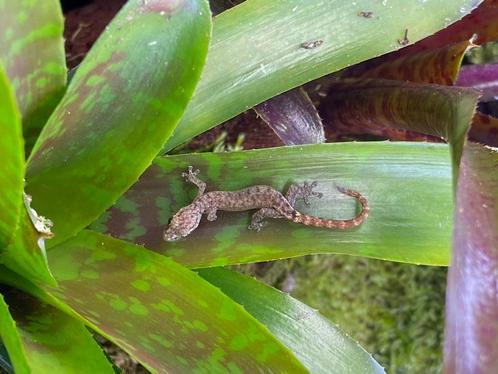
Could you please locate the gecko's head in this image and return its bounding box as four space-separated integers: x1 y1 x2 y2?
163 206 202 242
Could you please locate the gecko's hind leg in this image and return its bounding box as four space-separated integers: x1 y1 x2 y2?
285 181 323 208
248 208 283 231
206 207 217 221
182 166 206 197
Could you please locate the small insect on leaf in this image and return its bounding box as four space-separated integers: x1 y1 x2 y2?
300 40 324 49
357 11 374 18
397 28 409 46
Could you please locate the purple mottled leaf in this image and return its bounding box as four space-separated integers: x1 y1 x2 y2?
42 230 308 372
444 141 498 373
254 88 325 145
457 63 498 101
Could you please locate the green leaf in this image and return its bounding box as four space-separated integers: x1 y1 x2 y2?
199 267 385 373
3 208 56 286
444 142 498 373
0 294 29 374
0 63 23 249
91 142 453 266
0 63 54 285
43 230 309 372
0 287 113 374
163 0 482 151
25 0 212 246
0 0 66 149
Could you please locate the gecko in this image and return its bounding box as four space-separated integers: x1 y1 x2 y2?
163 166 369 241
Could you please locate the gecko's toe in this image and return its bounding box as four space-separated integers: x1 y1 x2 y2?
336 185 347 194
248 221 266 231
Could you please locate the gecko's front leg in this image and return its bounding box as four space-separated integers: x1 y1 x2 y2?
182 166 206 197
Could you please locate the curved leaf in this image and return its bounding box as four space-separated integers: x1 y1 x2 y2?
3 209 55 286
336 40 471 84
0 0 66 148
199 267 385 373
0 64 23 249
0 288 113 374
0 294 29 374
457 63 498 101
43 230 308 372
322 79 479 179
91 142 453 266
254 87 325 145
412 0 498 50
163 0 482 151
26 0 212 246
0 63 53 284
444 141 498 373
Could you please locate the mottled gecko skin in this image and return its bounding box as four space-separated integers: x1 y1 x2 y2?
163 166 369 241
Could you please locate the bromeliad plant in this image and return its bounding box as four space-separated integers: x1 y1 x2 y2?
1 0 498 372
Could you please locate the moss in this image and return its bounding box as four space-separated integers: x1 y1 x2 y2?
236 255 446 373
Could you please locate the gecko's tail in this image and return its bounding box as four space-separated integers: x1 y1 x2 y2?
292 186 369 229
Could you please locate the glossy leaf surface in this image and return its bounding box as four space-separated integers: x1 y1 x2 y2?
44 230 308 372
444 142 498 373
0 64 23 249
199 267 385 373
254 88 325 145
164 0 481 151
0 64 54 284
26 0 212 246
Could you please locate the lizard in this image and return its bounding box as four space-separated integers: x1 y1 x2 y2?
163 166 369 242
